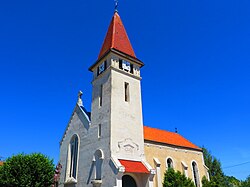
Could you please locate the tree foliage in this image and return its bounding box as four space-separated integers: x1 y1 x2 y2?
202 147 226 186
202 147 249 187
202 147 230 187
225 176 242 187
241 175 250 187
0 153 54 187
163 168 195 187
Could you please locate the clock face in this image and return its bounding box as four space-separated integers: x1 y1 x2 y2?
99 62 105 74
122 60 131 72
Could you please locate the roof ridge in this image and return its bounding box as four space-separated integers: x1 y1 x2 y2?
144 125 174 133
111 13 116 49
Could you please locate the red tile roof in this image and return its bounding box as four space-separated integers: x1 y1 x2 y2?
98 12 136 60
143 126 201 150
0 161 3 166
119 159 150 174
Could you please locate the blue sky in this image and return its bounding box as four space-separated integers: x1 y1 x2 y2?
0 0 249 180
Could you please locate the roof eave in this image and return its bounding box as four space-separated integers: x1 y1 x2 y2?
144 139 203 152
88 48 144 72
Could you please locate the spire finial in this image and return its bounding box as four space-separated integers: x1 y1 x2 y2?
114 0 118 12
77 90 83 106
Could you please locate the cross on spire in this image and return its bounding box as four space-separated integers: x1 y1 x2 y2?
114 0 118 12
77 90 83 106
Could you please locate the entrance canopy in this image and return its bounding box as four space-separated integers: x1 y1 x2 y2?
119 159 150 174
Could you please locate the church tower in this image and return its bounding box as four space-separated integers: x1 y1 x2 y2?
88 11 155 187
89 11 145 161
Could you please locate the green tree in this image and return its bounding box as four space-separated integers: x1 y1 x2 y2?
0 153 54 187
225 176 241 187
163 168 195 187
202 147 228 187
241 175 250 187
202 147 249 187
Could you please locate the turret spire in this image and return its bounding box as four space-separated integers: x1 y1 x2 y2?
97 11 136 60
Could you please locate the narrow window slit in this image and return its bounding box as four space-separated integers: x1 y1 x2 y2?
99 85 103 107
98 124 101 138
125 82 129 102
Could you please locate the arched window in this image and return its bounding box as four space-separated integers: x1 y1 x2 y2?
69 135 79 179
166 158 173 169
94 149 104 180
192 161 200 187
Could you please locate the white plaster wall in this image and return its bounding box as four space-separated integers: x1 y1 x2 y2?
59 105 90 187
90 64 119 187
91 52 145 162
59 104 117 187
110 65 145 161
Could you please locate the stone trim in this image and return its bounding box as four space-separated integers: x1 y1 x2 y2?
60 104 90 145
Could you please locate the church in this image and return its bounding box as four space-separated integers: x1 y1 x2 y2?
59 9 209 187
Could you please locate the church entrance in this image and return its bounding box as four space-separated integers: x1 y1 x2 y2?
122 175 137 187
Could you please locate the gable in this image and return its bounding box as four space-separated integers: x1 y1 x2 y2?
60 104 90 145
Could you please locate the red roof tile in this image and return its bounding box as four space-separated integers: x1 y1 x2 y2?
119 159 150 174
98 12 136 60
143 126 201 150
0 161 3 166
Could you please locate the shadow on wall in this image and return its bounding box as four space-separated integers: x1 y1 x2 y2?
87 149 104 185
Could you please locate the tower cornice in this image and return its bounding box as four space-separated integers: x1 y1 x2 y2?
89 48 144 72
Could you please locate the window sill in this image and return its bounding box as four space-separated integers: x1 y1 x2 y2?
91 180 102 187
65 177 77 184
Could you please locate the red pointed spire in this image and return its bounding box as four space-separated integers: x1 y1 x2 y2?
98 12 136 60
